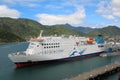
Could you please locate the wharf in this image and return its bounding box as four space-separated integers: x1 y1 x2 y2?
99 51 120 57
65 62 120 80
107 51 120 56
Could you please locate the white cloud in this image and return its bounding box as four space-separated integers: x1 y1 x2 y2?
0 5 20 18
36 7 86 26
97 0 120 19
0 0 42 7
15 0 41 7
1 0 15 4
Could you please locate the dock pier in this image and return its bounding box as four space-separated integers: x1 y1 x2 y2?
65 62 120 80
99 51 120 57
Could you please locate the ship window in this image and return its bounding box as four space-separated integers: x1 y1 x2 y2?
42 43 44 46
37 45 39 47
41 43 60 49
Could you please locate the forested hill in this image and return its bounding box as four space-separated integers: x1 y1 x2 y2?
0 17 45 38
0 17 85 43
88 26 120 37
0 17 120 43
0 30 25 43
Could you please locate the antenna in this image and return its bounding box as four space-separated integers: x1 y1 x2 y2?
39 30 43 37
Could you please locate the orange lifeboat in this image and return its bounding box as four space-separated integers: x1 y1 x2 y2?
86 39 94 44
30 37 44 41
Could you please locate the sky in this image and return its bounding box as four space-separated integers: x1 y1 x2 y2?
0 0 120 28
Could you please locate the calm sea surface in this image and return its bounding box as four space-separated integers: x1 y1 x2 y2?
0 42 120 80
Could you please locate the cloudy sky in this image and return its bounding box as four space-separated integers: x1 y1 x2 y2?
0 0 120 28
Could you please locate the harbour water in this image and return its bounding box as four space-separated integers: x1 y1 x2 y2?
0 42 120 80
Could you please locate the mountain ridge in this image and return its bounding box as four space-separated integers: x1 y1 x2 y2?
0 17 85 43
88 26 120 37
0 17 120 43
61 23 94 33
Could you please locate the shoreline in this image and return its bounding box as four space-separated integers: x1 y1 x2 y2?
0 41 27 45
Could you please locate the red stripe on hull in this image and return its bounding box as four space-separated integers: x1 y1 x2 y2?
16 63 31 68
15 61 53 68
15 62 42 68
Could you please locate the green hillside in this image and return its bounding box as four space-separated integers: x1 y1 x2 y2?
0 17 45 38
0 30 25 43
0 17 120 43
0 17 85 43
45 25 85 36
88 26 120 37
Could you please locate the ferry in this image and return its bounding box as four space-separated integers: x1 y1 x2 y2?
8 31 109 67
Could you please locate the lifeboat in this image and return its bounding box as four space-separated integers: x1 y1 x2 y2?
30 37 44 41
86 39 94 44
